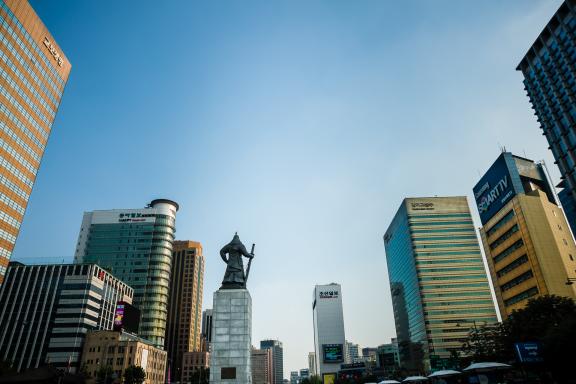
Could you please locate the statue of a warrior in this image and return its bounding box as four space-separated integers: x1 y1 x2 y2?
220 233 254 289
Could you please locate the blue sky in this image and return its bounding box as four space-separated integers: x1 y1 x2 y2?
16 0 563 375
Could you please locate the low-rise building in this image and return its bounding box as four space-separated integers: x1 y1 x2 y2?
252 348 273 384
181 351 210 383
81 330 166 384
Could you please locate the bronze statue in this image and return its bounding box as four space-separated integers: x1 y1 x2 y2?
220 233 255 289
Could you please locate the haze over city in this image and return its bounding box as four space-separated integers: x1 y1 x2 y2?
9 0 564 376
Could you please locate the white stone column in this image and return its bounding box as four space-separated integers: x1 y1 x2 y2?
210 289 252 384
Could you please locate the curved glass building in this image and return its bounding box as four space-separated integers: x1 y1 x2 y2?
74 199 178 348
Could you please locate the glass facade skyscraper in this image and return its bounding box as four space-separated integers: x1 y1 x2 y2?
384 197 497 372
74 199 179 348
517 0 576 234
0 0 71 284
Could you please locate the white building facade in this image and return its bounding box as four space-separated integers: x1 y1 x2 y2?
312 283 345 383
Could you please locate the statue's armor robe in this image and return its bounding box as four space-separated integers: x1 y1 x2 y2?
223 251 245 284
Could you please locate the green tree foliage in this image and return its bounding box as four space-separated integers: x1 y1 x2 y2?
123 365 146 384
95 365 114 384
461 295 576 383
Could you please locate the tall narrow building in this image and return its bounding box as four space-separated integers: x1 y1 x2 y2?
384 197 497 372
517 0 576 235
74 199 179 347
260 339 284 384
473 152 576 319
165 240 205 382
0 0 71 284
312 284 346 383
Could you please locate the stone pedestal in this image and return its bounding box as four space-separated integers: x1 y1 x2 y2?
210 289 252 384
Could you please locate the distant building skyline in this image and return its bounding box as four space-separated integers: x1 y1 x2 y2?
260 339 284 384
0 0 71 285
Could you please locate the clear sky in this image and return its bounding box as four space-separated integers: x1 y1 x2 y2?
15 0 563 377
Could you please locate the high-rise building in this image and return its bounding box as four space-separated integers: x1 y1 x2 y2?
290 371 299 384
517 0 576 235
344 341 360 364
201 308 213 350
252 348 273 384
473 152 576 319
377 339 400 377
74 199 179 348
312 283 346 383
81 330 167 384
308 352 317 377
165 240 204 382
0 262 132 373
299 368 310 381
0 0 71 284
260 339 284 384
384 197 498 371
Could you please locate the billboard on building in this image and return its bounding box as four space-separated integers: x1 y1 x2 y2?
323 344 343 363
113 301 140 334
473 155 517 224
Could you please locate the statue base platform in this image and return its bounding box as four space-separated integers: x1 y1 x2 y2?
209 289 252 384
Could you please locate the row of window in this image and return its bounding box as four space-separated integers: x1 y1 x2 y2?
0 208 20 229
0 170 28 201
410 220 473 227
0 118 41 162
0 62 54 126
496 254 529 278
486 210 515 237
0 154 33 187
0 22 60 108
0 84 50 139
501 270 534 292
423 299 494 307
493 239 524 264
0 103 46 151
490 224 519 250
411 228 475 234
415 242 479 249
0 5 65 90
414 235 478 242
0 189 24 215
421 290 491 298
419 274 488 282
415 258 482 265
0 136 37 176
504 286 539 307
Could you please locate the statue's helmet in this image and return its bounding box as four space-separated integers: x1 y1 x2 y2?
229 232 242 246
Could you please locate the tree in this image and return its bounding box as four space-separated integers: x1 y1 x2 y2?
123 365 146 384
461 322 510 364
96 365 114 384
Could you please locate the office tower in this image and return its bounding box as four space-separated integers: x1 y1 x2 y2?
201 308 213 349
299 369 310 381
74 199 179 348
290 371 299 384
344 341 360 364
473 152 576 319
252 348 273 384
0 262 132 373
0 0 71 284
558 187 576 234
377 339 400 377
312 284 346 383
181 351 210 384
308 352 317 376
517 0 576 234
384 197 498 371
165 240 204 382
81 330 166 384
260 339 284 384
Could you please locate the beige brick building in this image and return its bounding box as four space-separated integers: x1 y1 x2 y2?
181 351 210 383
81 330 166 384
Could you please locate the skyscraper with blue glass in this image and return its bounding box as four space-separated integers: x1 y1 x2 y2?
517 0 576 234
384 197 497 372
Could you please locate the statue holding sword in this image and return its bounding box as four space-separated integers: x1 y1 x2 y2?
219 232 255 289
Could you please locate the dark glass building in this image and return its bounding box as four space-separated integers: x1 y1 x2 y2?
384 197 497 372
517 0 576 234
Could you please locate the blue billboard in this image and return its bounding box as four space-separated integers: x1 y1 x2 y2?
515 342 544 363
473 153 521 225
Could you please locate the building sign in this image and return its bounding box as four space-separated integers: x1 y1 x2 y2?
515 342 544 363
113 301 141 334
323 344 343 363
114 303 125 327
118 212 154 223
319 290 339 299
410 202 434 211
473 155 518 225
43 37 63 67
